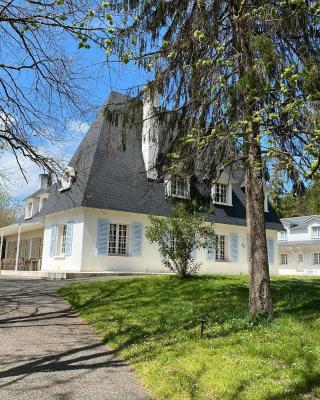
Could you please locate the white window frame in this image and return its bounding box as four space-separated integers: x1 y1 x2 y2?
25 201 33 219
311 226 320 239
108 223 128 256
211 182 232 206
53 224 67 257
313 253 320 265
280 253 288 265
61 224 67 255
166 178 190 199
168 235 175 251
215 234 226 261
279 231 288 241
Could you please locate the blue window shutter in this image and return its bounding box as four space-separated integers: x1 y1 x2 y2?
206 239 215 261
230 233 239 262
97 219 109 255
267 238 274 265
49 224 57 257
65 221 74 256
131 223 143 256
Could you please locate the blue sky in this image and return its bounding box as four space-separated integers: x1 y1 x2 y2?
5 43 149 202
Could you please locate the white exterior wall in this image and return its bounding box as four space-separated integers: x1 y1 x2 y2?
278 249 320 276
278 217 320 275
80 208 279 275
42 208 85 272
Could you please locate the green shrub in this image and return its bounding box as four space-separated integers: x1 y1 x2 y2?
145 203 216 278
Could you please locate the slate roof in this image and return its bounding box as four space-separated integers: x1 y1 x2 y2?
281 215 320 231
25 91 282 231
24 188 47 201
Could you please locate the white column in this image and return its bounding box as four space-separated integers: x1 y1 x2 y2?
29 238 33 259
15 224 21 271
0 231 3 268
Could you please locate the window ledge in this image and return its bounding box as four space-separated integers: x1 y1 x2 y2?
169 195 190 200
54 256 66 260
213 202 233 207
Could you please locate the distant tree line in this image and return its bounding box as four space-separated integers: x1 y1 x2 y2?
0 191 22 228
271 180 320 218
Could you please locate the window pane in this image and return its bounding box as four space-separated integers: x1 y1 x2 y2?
108 224 128 255
215 235 225 261
214 184 228 204
314 253 320 265
169 235 175 251
280 254 288 265
118 225 127 255
171 179 189 198
109 224 117 254
61 225 67 255
312 227 320 238
280 231 287 240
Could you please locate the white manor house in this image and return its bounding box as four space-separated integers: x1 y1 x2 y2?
278 215 320 276
0 92 283 277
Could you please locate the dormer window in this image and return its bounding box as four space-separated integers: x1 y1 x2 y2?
212 183 232 206
279 231 288 241
39 196 47 211
311 226 320 239
165 178 190 199
25 201 33 219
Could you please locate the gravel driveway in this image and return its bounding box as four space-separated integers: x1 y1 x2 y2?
0 277 148 400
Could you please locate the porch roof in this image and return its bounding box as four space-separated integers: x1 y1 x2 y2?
0 221 44 237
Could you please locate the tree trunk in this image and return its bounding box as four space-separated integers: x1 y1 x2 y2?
231 0 273 317
245 128 273 316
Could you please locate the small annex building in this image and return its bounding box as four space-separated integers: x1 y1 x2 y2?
278 215 320 276
0 92 283 276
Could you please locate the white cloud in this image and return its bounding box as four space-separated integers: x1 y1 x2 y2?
1 152 42 201
1 118 90 202
66 119 90 137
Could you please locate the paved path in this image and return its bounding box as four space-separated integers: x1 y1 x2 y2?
0 277 148 400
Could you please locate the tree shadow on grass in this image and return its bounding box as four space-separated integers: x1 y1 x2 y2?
60 276 320 399
271 279 320 322
267 371 320 400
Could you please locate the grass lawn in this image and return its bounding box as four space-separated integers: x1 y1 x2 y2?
59 275 320 400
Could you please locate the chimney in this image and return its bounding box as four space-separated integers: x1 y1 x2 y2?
142 91 160 180
39 173 49 190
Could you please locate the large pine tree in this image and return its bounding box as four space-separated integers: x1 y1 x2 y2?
106 0 320 316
